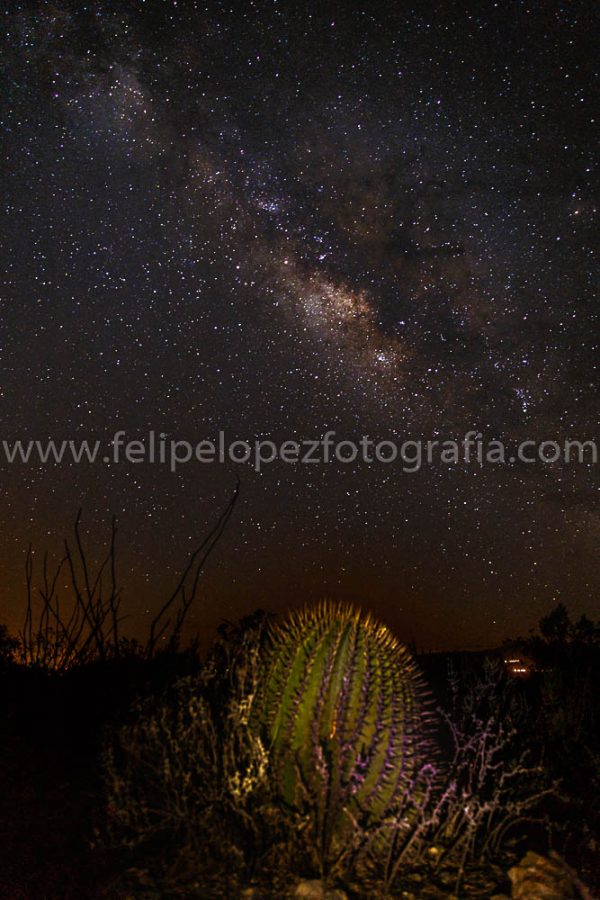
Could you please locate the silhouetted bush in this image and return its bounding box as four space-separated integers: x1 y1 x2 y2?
0 623 18 665
100 619 299 896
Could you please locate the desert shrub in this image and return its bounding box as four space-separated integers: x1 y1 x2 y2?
101 616 317 897
0 624 18 665
102 625 276 895
356 658 557 895
16 488 238 673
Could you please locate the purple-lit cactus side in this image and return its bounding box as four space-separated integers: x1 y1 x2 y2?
252 602 436 847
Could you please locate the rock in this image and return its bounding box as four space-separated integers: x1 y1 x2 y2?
508 851 589 899
292 879 348 900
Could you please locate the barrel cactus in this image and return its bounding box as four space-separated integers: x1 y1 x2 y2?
251 601 436 859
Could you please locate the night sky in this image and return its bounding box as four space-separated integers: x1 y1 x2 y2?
1 1 598 650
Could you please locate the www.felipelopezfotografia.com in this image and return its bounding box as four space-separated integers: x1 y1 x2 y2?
1 429 598 473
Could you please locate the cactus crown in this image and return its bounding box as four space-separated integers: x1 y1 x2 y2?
253 600 435 824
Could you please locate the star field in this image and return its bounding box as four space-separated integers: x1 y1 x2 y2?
0 1 598 649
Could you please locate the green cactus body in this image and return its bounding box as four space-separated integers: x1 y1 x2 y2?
252 602 434 833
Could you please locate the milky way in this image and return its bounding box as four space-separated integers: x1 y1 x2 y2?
0 3 598 648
